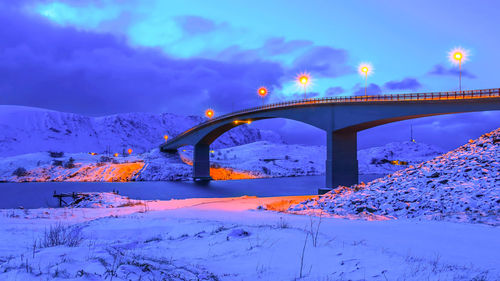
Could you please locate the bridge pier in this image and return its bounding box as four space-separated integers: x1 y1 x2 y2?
193 143 212 181
320 130 358 194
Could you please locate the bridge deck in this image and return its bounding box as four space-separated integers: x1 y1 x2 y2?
166 88 500 146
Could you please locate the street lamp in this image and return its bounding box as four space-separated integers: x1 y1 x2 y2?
296 73 311 99
205 108 214 119
358 63 373 96
449 47 468 92
257 86 268 106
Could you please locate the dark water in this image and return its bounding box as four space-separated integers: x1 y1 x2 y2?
0 174 383 209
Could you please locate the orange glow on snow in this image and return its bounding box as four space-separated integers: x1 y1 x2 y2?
179 153 257 180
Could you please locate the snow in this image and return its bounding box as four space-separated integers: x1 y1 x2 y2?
358 141 444 175
0 105 283 157
0 194 498 280
0 140 447 182
290 128 500 226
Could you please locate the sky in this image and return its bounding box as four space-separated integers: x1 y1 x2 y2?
0 0 499 149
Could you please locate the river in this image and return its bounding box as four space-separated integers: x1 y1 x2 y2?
0 174 384 209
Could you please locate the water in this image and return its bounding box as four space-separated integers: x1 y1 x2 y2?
0 174 384 209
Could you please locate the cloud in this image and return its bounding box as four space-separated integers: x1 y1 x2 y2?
262 37 313 56
0 9 284 116
427 64 476 78
325 86 345 96
175 15 217 35
384 77 422 90
214 45 262 62
289 46 353 78
352 83 382 96
214 38 314 63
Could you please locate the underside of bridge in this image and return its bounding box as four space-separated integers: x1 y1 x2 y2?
161 94 500 194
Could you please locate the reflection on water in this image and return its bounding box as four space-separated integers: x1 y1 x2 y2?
0 174 385 209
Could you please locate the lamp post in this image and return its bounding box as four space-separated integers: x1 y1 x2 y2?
205 108 214 119
257 86 268 106
296 73 311 99
452 51 463 92
358 63 372 96
164 135 168 143
449 48 468 92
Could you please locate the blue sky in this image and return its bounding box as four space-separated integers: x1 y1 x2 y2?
1 0 499 149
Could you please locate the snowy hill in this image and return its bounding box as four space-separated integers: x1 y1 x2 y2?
358 141 445 175
0 105 283 157
0 139 447 182
290 128 500 225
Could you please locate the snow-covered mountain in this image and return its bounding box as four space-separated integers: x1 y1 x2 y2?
0 105 283 157
290 128 500 225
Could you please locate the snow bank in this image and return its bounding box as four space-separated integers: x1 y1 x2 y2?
290 128 500 226
69 192 144 208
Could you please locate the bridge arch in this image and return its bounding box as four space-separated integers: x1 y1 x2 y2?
161 89 500 193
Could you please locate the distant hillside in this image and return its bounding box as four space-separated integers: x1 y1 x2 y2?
0 105 283 157
358 141 445 174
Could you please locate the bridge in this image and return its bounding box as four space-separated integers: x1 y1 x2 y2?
161 88 500 193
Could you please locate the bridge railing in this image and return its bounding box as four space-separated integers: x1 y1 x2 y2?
165 88 500 145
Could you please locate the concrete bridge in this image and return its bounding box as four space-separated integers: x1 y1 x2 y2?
161 88 500 193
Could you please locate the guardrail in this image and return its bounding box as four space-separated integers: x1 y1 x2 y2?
165 88 500 145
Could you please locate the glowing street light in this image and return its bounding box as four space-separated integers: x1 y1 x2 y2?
449 47 469 92
205 108 214 119
296 73 311 99
257 86 268 106
127 148 133 155
358 63 373 96
164 135 169 142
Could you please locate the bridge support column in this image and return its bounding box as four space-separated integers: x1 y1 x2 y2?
193 143 212 181
320 130 358 194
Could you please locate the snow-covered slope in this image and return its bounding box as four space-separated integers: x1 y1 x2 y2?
0 105 283 157
358 141 444 174
290 128 500 225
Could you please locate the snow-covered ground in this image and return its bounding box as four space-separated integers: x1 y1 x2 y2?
290 128 500 226
0 194 498 280
0 140 445 182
